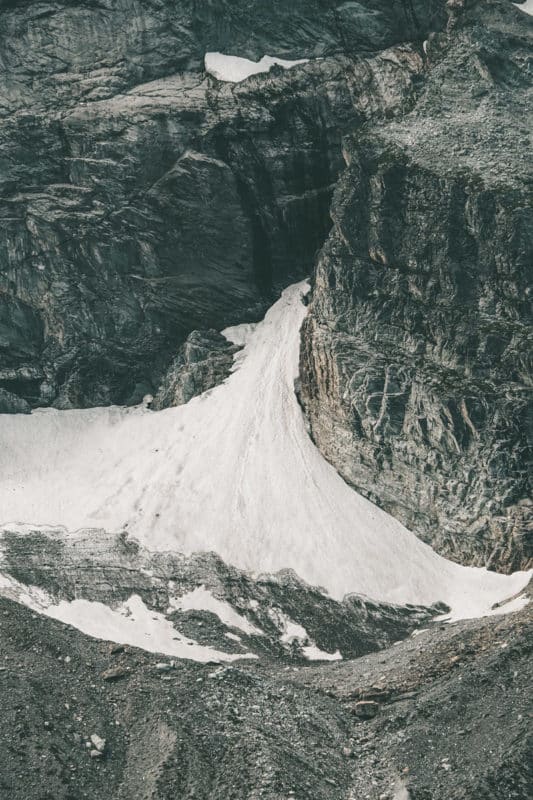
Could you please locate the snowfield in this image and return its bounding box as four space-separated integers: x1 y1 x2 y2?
0 283 530 622
205 52 308 82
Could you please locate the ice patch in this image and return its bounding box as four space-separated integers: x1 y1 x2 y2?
0 283 530 620
168 585 262 636
205 52 308 83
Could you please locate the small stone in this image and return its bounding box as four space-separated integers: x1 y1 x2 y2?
101 665 129 682
90 749 103 759
110 644 125 655
352 700 380 719
90 734 106 753
155 662 172 672
342 746 354 758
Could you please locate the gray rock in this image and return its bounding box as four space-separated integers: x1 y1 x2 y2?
0 1 443 409
0 388 31 414
152 330 240 410
351 700 380 719
101 665 129 682
90 734 106 753
300 0 533 572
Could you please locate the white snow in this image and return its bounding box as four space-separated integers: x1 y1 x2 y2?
514 1 533 15
205 52 308 83
168 586 262 636
279 618 308 644
0 283 530 621
45 594 256 663
0 570 51 610
302 644 342 662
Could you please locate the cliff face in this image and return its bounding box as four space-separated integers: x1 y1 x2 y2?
300 1 533 571
0 0 443 408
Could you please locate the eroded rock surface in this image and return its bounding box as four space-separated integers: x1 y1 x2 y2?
300 0 533 571
152 329 240 410
0 527 441 662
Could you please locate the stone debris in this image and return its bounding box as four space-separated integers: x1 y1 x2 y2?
90 734 106 753
155 662 174 672
101 665 129 682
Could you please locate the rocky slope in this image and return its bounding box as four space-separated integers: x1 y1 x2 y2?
0 583 530 800
0 526 442 663
300 0 533 572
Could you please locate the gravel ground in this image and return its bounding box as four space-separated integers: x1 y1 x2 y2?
0 591 531 800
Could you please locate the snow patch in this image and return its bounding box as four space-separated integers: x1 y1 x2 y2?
269 607 342 662
168 585 262 636
514 1 533 16
205 52 308 83
301 644 342 662
0 283 530 621
0 573 256 663
45 594 256 663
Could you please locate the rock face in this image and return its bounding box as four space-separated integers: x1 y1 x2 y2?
0 0 444 409
300 0 533 571
0 388 30 414
152 329 239 410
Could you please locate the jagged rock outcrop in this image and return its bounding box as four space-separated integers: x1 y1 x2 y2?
0 0 446 408
152 329 239 410
300 0 533 571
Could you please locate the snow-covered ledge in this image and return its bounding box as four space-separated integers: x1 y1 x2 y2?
205 52 308 83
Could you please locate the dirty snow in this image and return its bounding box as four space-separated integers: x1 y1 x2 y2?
205 52 308 83
0 283 530 620
45 594 256 663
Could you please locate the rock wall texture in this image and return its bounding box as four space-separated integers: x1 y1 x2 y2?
0 0 443 408
300 0 533 571
151 329 239 410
